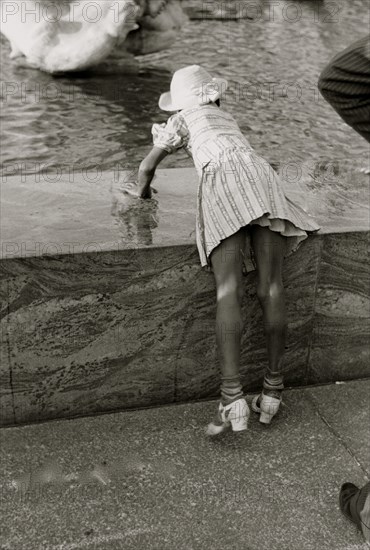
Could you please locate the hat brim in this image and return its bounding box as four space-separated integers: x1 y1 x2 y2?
159 77 229 112
158 91 178 112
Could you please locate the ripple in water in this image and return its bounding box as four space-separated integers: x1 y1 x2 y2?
1 0 369 190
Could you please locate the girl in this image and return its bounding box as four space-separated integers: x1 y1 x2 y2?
123 65 320 435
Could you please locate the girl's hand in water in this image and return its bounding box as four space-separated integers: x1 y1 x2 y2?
121 181 157 199
122 147 168 199
139 185 157 199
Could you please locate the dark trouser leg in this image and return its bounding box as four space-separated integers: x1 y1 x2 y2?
318 35 370 143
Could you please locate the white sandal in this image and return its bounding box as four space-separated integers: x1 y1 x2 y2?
251 393 282 424
206 398 250 436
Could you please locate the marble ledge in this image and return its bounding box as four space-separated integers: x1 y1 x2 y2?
1 163 369 260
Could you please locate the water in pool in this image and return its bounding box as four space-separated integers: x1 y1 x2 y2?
1 0 369 181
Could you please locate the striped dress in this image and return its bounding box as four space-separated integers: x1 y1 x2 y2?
152 104 320 274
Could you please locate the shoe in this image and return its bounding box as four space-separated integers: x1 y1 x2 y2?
339 481 370 542
206 398 250 436
339 482 360 524
251 391 282 424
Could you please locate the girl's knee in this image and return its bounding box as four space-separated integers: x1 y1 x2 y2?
256 280 284 303
216 277 244 305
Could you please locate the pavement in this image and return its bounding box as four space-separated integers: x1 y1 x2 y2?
0 379 369 550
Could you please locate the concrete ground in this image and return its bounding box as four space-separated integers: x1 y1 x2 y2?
0 379 369 550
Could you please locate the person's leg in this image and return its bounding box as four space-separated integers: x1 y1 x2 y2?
206 227 250 435
318 35 370 143
249 225 287 423
209 228 247 405
251 225 287 389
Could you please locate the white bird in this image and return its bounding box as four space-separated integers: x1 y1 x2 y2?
0 0 187 73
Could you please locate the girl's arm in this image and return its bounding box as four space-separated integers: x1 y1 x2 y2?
136 146 169 198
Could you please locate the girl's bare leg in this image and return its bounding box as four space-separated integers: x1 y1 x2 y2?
250 225 287 393
210 228 247 403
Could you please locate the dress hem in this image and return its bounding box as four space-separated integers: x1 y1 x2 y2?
198 212 321 274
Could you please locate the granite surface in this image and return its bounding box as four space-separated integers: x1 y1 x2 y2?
308 232 370 384
0 380 369 550
0 167 369 426
306 381 370 472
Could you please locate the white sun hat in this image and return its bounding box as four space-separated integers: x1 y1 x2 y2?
159 65 228 111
